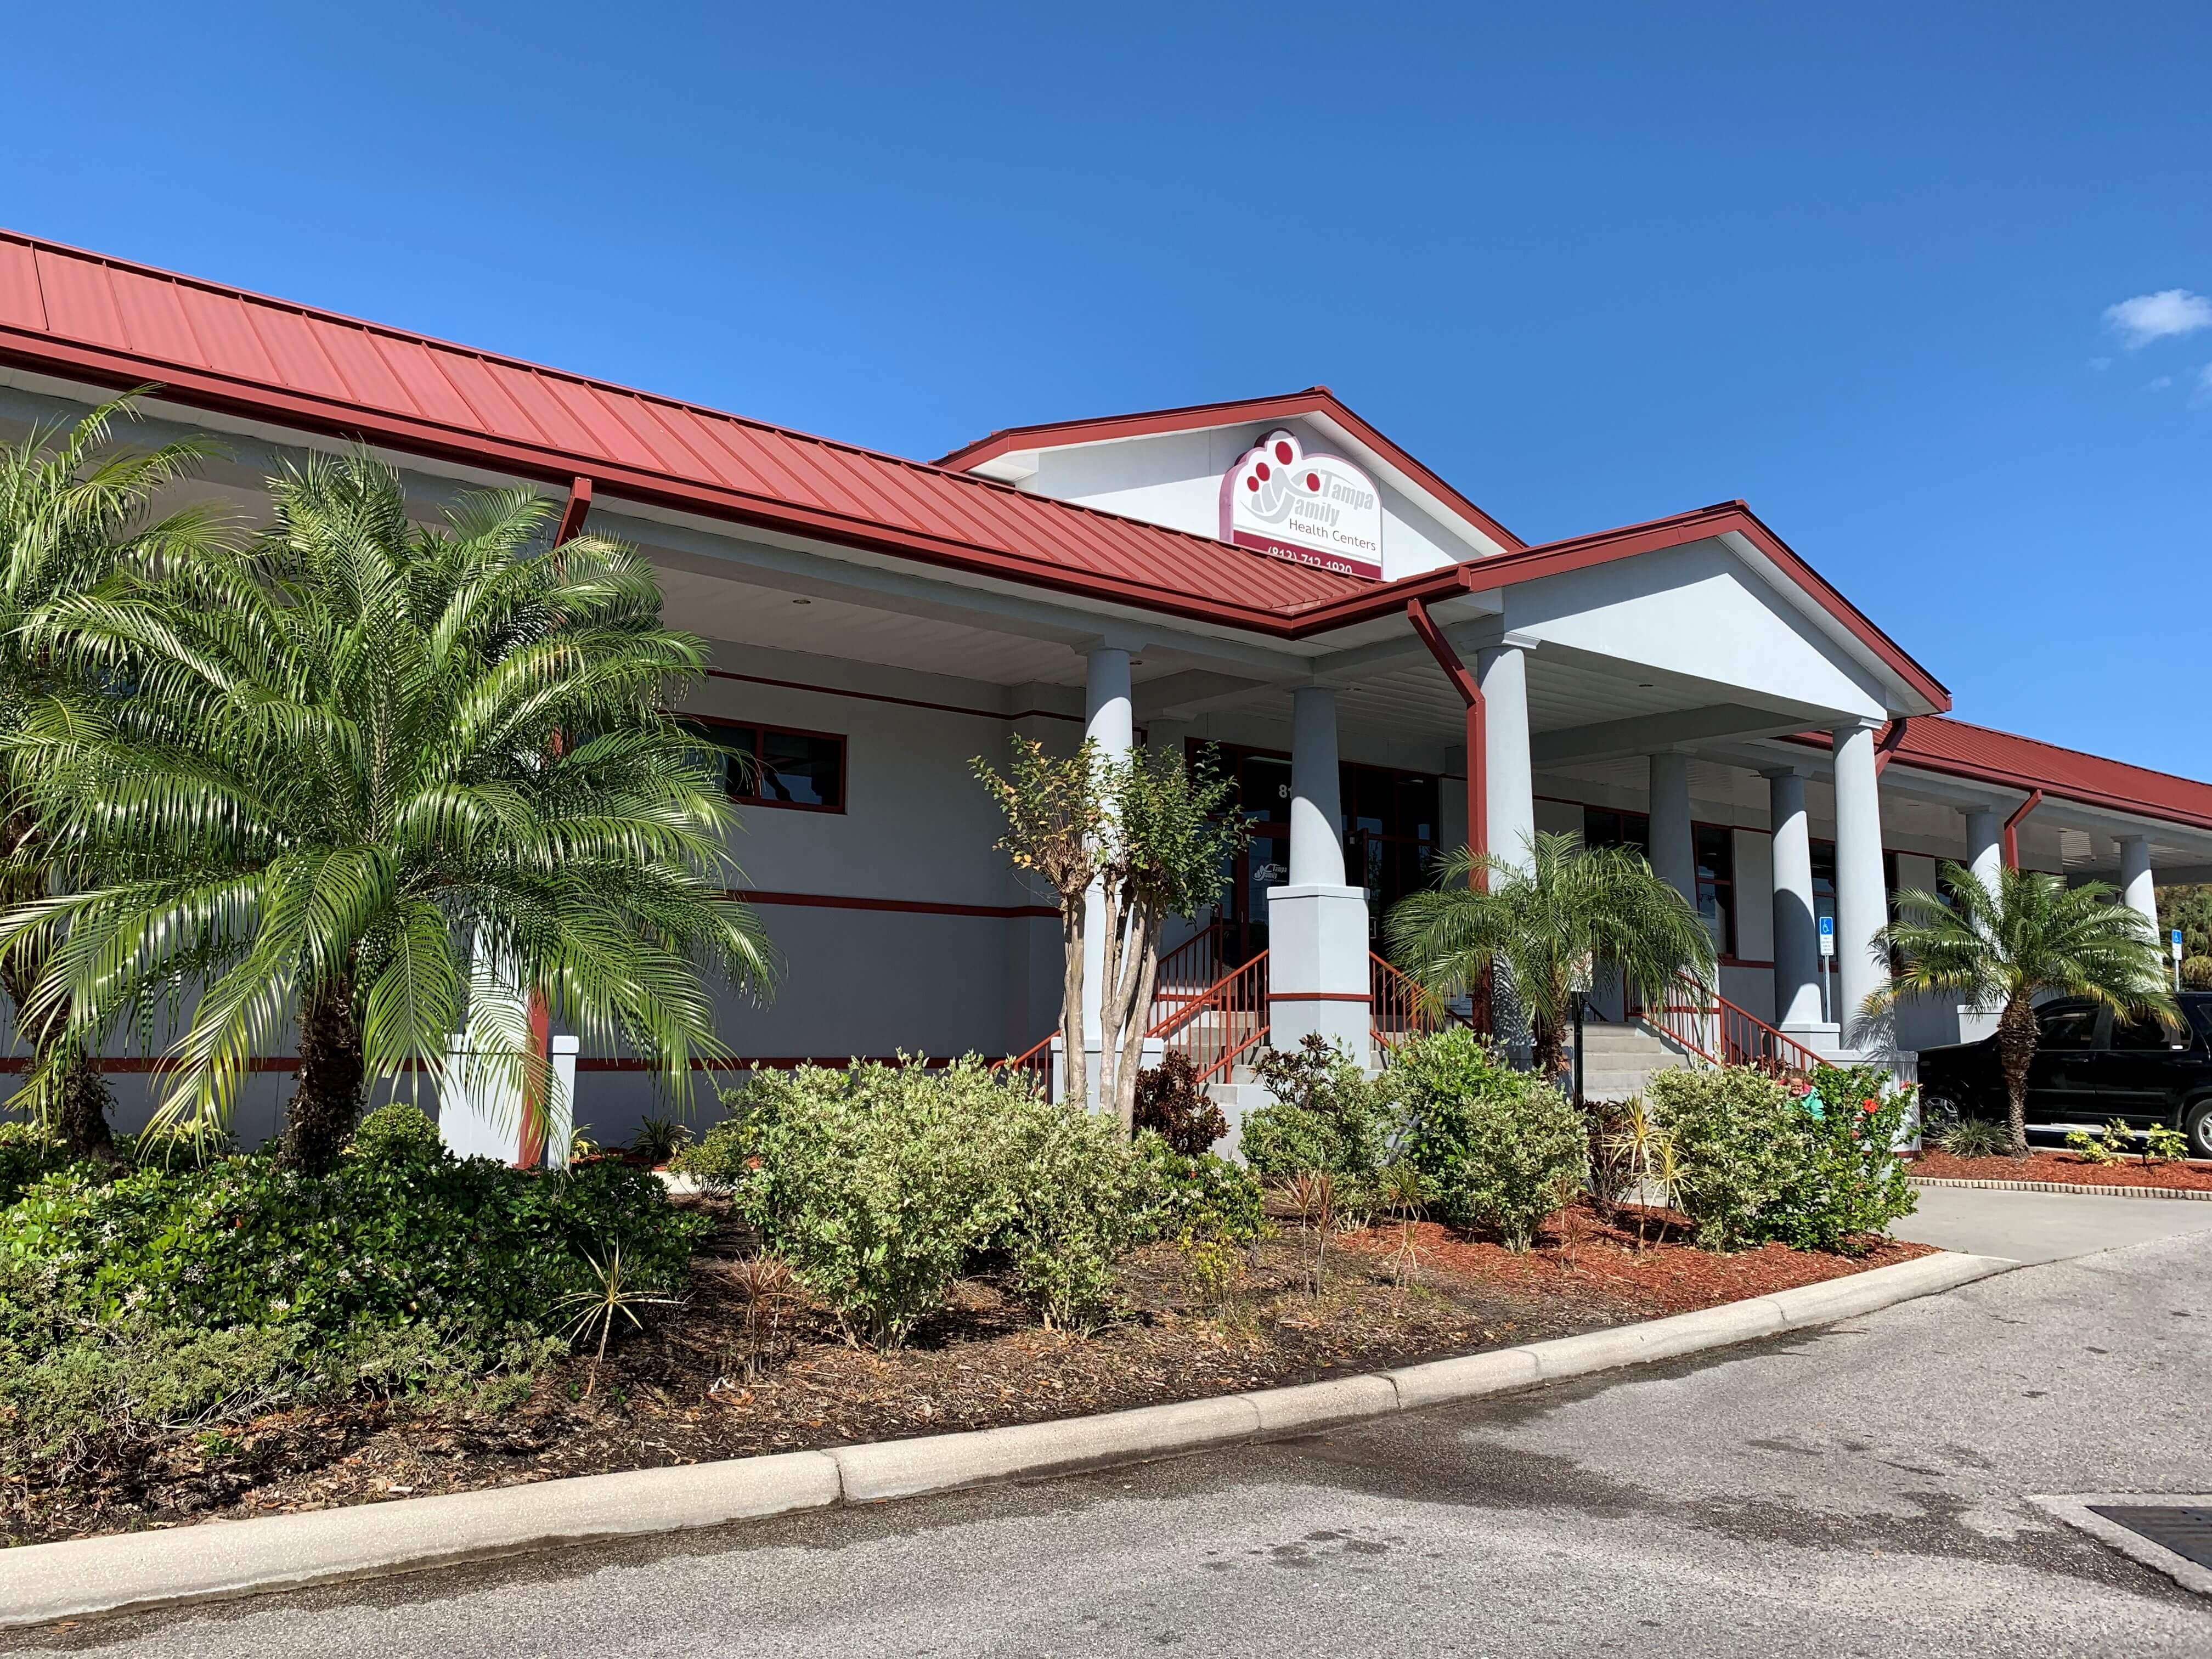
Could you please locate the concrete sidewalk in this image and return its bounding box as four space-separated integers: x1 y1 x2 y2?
1894 1181 2212 1263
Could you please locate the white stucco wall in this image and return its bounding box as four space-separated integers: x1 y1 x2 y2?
1013 418 1504 582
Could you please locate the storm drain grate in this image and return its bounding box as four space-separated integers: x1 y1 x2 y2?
2087 1506 2212 1570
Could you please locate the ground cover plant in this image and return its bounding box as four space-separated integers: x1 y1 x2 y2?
0 1188 1931 1548
0 1108 702 1487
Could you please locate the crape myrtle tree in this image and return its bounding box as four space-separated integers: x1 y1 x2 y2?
1094 745 1239 1134
1 452 773 1173
1866 863 2173 1157
972 737 1105 1110
1386 830 1716 1082
974 737 1237 1128
0 393 230 1158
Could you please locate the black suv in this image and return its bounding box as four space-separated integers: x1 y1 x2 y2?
1916 994 2212 1156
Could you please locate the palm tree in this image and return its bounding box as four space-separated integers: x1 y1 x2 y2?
2 451 772 1173
0 394 228 1157
1386 831 1716 1081
1866 864 2172 1156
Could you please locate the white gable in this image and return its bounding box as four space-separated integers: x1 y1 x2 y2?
979 415 1509 583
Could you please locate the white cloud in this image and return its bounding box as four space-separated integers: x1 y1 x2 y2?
2089 355 2113 370
2104 289 2212 347
2148 375 2173 391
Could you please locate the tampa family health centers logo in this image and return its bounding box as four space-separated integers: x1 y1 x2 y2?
1217 428 1385 580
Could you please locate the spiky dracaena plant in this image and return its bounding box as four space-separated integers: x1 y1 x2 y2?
1386 831 1717 1082
1 451 772 1172
1865 863 2172 1158
0 393 230 1156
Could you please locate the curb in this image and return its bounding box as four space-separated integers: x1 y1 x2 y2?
0 1250 2014 1629
1909 1175 2212 1203
2026 1493 2212 1596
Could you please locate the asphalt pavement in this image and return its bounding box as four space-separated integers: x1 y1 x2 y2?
19 1226 2212 1658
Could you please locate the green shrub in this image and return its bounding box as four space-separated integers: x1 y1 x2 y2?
1134 1135 1265 1246
1242 1035 1394 1189
1934 1116 2008 1159
1646 1066 1807 1250
1389 1027 1585 1250
353 1102 442 1158
1777 1063 1917 1252
0 1121 66 1207
116 1122 236 1170
709 1058 1026 1349
0 1133 701 1459
2145 1123 2190 1163
1000 1100 1155 1331
1649 1062 1917 1252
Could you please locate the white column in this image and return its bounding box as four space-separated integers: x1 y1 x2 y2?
1478 639 1535 874
1268 686 1369 1064
1080 646 1133 1051
1288 688 1346 887
1965 806 2002 900
1648 752 1695 905
2119 835 2157 937
1831 721 1889 1047
1764 768 1826 1032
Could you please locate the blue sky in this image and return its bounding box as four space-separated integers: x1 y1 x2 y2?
5 3 2207 774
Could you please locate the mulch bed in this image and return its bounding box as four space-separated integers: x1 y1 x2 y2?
1910 1149 2212 1192
0 1200 1930 1548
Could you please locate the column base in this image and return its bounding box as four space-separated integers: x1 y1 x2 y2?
1265 883 1373 1067
1048 1036 1164 1105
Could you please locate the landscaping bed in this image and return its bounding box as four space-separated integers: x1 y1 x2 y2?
0 1197 1926 1548
1909 1149 2212 1192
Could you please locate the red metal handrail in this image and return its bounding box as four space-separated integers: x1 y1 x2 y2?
1634 972 1822 1080
1370 952 1489 1051
1150 921 1225 1023
1147 950 1269 1085
992 1029 1056 1092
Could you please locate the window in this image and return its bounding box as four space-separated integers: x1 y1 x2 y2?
1695 824 1735 959
2035 1003 2101 1050
1584 807 1650 856
2113 1012 2184 1051
689 719 845 811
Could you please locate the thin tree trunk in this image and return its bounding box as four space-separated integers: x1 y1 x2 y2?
1996 995 2036 1159
1058 895 1086 1109
283 981 364 1174
1098 876 1130 1114
1111 898 1161 1136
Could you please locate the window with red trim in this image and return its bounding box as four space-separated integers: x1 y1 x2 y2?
685 718 846 812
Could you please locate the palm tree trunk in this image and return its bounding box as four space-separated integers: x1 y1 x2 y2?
283 981 364 1174
0 928 114 1162
1996 995 2036 1159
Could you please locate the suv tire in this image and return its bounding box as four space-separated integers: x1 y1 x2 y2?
2185 1098 2212 1161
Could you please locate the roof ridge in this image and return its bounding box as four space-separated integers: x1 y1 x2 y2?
0 227 1353 584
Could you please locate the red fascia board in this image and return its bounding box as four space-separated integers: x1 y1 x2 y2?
1784 724 2212 835
935 387 1529 554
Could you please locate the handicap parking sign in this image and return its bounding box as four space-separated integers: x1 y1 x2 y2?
1818 914 1835 956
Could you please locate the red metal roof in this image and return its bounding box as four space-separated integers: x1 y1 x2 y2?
0 230 1372 626
0 230 1948 713
935 387 1528 554
1889 717 2212 834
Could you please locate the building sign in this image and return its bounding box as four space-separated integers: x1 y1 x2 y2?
1218 428 1384 580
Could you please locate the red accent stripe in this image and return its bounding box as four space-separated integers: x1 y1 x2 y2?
734 889 1058 919
702 667 1080 725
